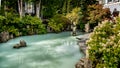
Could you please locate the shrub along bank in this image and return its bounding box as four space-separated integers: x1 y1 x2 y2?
87 17 120 68
0 13 46 38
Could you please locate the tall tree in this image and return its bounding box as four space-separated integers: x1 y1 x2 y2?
18 0 23 18
35 0 41 18
66 7 81 36
80 0 97 23
0 0 1 8
67 0 71 13
80 0 97 32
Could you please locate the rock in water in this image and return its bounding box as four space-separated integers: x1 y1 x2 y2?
13 44 21 49
20 40 27 47
13 40 27 49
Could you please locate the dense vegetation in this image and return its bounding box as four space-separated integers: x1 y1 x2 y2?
0 0 102 35
1 0 120 68
0 13 46 37
48 14 71 32
87 17 120 68
87 4 111 29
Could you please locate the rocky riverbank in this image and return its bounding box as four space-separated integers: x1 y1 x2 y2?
75 33 92 68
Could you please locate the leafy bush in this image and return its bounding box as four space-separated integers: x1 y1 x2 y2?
4 13 21 36
0 15 5 21
87 4 111 28
79 22 85 31
0 15 6 32
66 7 85 31
0 13 46 36
22 15 47 35
86 18 120 68
48 14 71 32
66 7 82 25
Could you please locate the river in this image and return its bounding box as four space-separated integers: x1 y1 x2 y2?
0 32 84 68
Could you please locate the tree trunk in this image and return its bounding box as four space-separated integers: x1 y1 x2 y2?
18 0 23 18
72 22 77 36
41 6 43 19
0 0 1 9
4 0 6 16
22 1 25 16
62 0 67 14
85 23 90 33
36 0 41 18
67 0 71 13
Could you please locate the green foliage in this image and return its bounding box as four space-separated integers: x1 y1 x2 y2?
79 22 85 31
7 26 19 36
87 18 120 68
22 15 46 35
5 12 20 24
0 0 100 35
0 12 46 36
79 0 97 24
43 6 57 18
48 14 70 32
0 13 20 36
0 15 5 21
88 4 111 24
66 7 85 31
0 15 6 32
66 7 82 25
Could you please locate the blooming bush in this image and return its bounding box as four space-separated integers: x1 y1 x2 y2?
87 17 120 68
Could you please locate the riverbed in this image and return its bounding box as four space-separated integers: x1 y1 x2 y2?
0 32 84 68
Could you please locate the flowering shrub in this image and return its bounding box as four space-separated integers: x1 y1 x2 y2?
87 18 120 68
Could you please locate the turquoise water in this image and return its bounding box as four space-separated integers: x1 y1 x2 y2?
0 32 84 68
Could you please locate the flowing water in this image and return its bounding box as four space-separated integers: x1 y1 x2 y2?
0 32 84 68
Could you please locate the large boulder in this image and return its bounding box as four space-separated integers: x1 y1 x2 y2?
13 44 21 49
0 31 10 43
13 40 27 49
20 40 27 47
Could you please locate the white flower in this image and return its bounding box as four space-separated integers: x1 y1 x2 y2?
110 36 115 40
88 46 91 49
104 66 106 68
113 44 117 48
113 24 116 28
109 41 114 45
117 32 120 36
103 46 106 50
107 39 111 42
118 40 120 44
102 38 105 41
106 49 110 52
102 44 107 47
